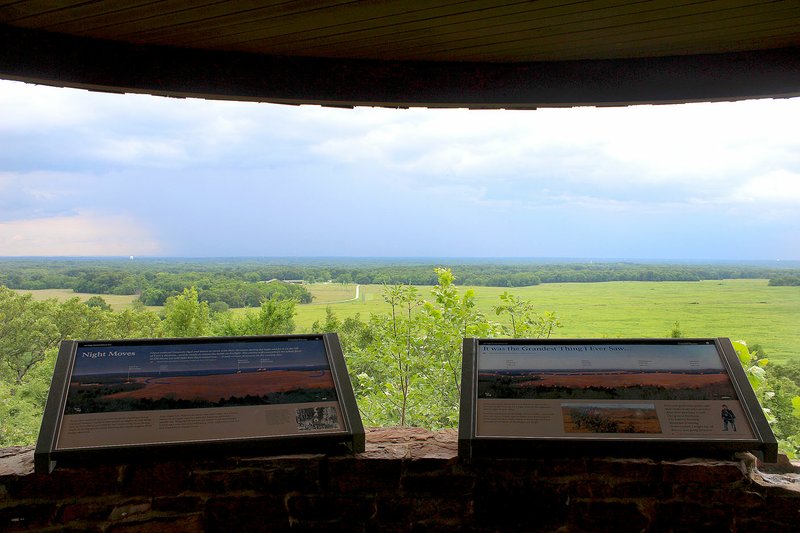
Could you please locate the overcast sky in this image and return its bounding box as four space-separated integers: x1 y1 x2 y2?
1 79 798 260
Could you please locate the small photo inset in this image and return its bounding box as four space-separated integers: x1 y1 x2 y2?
296 406 340 431
562 403 662 434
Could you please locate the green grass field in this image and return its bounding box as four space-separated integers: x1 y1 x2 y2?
24 289 140 312
299 280 800 363
22 279 800 363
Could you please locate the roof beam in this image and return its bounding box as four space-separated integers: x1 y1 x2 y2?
2 24 799 108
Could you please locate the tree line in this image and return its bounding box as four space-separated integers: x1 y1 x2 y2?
769 275 800 286
1 258 798 302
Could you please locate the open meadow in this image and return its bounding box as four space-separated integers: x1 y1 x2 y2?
298 279 800 363
22 279 800 363
24 288 140 311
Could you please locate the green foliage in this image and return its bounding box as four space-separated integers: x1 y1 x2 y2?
349 269 560 429
212 298 298 336
162 287 210 337
494 291 561 338
2 257 797 294
2 264 799 460
769 275 800 286
0 286 164 446
733 340 800 458
0 287 60 385
85 295 112 311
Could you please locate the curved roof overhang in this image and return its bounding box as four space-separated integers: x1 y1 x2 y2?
1 2 799 108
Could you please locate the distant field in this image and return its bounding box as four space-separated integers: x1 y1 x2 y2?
306 283 359 303
18 280 800 363
23 289 140 312
295 279 800 363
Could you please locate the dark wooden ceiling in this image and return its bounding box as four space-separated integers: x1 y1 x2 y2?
2 0 799 107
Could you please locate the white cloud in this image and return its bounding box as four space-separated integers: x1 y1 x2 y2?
92 137 189 166
309 99 800 197
0 212 162 256
2 80 799 259
727 170 800 204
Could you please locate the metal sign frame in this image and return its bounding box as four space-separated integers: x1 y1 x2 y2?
459 337 777 462
35 333 364 473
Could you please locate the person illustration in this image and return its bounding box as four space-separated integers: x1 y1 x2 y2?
721 404 737 432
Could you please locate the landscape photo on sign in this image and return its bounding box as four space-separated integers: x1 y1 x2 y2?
477 344 739 402
64 340 337 414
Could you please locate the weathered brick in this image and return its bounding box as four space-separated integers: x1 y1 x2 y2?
109 499 152 521
7 465 122 500
204 495 288 533
401 471 474 495
152 495 204 514
123 461 193 496
672 484 765 509
287 494 376 523
0 429 797 532
661 459 747 485
652 501 733 531
376 495 470 525
587 456 661 481
572 501 649 533
570 478 670 499
326 457 402 493
473 481 568 530
195 459 322 494
58 500 116 523
106 513 204 533
0 501 58 530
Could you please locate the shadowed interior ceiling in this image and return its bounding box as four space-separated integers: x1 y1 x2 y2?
1 0 799 107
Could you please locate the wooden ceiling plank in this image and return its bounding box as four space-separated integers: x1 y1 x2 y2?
3 21 799 107
431 20 800 63
374 1 792 58
382 3 800 62
53 1 357 38
95 0 428 44
528 26 800 63
457 14 800 63
224 0 647 55
172 0 570 48
4 0 166 28
231 0 780 59
263 0 737 59
37 1 255 34
0 0 102 23
164 0 518 47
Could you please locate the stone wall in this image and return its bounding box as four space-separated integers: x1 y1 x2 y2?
1 428 798 532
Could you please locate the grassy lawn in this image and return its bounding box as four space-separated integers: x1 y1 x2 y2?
306 283 359 303
19 280 800 363
294 279 799 363
22 289 140 312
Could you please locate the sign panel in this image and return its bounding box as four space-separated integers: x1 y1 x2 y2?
459 338 777 462
36 334 364 472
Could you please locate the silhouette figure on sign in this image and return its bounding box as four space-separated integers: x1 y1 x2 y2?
721 404 737 432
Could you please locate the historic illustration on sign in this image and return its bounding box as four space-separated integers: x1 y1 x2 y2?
561 402 662 434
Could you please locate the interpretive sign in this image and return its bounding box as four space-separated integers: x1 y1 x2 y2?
459 338 777 462
35 334 364 473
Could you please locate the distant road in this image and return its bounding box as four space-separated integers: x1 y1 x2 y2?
322 284 361 304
